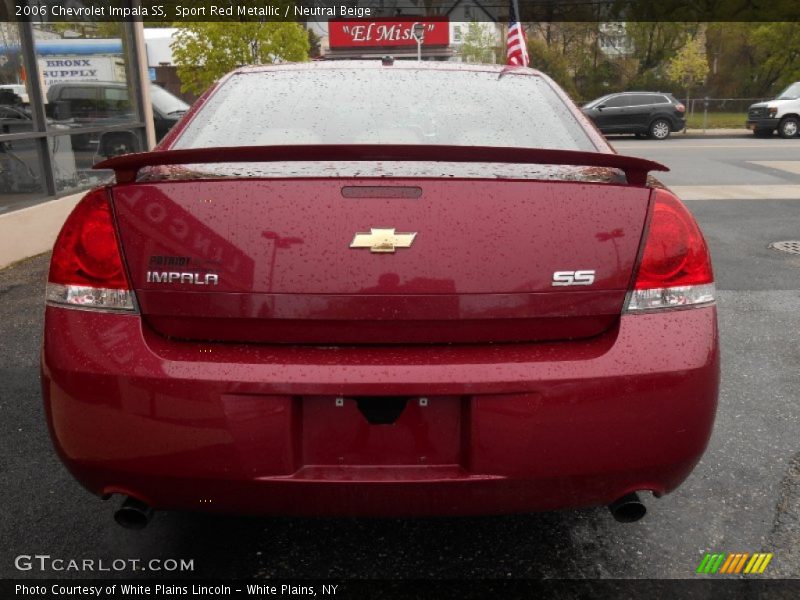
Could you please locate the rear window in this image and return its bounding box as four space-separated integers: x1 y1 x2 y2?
174 68 596 152
643 94 670 104
103 87 128 102
61 87 96 100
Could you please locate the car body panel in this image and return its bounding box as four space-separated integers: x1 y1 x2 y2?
111 178 650 344
626 95 658 128
588 95 630 131
42 62 718 517
42 303 718 516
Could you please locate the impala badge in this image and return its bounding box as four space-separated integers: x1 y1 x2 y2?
146 271 219 285
350 228 417 253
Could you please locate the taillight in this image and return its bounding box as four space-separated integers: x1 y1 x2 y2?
676 103 686 113
626 189 714 312
46 188 136 311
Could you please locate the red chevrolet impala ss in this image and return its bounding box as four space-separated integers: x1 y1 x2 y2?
41 62 718 528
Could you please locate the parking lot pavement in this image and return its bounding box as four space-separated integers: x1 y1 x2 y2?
611 135 800 189
1 140 799 580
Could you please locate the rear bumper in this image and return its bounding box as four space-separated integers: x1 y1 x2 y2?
41 305 719 517
670 116 686 131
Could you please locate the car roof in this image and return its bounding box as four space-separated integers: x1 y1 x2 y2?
233 60 544 77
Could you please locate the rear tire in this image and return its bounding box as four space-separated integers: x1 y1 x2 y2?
778 117 799 138
649 119 671 140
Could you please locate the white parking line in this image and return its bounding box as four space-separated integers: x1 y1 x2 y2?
671 185 800 201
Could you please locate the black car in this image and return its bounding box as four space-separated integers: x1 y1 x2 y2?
582 92 686 140
0 105 33 135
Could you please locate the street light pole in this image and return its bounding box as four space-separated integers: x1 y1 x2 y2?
412 23 425 62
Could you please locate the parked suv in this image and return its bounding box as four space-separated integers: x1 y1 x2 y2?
746 82 800 138
45 81 189 146
582 92 686 139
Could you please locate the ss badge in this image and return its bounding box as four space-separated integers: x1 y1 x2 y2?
552 270 596 286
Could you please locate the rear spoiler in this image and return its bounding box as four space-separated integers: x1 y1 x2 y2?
94 144 668 187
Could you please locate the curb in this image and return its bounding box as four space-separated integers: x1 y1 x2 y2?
680 129 752 139
0 192 82 270
608 129 755 140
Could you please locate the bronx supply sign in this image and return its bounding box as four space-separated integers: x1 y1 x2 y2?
38 56 126 86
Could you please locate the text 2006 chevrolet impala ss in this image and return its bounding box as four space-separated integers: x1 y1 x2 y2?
41 61 718 528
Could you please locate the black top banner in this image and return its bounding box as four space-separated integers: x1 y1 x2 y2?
4 0 800 23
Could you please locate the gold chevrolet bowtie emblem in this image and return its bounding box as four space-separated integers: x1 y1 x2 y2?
350 228 417 253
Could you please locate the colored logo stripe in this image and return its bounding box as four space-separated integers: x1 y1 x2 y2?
725 553 749 574
697 553 726 574
697 553 773 574
745 553 773 574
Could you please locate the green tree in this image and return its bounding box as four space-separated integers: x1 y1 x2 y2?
667 37 709 109
459 22 499 64
704 22 755 97
307 28 322 59
749 22 800 95
627 22 699 79
705 22 800 98
526 37 578 97
171 22 309 95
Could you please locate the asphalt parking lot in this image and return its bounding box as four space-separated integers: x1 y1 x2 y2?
1 135 799 581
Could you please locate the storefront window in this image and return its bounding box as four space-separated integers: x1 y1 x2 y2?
50 132 115 195
33 23 136 133
0 90 35 136
0 21 146 212
1 22 46 208
0 135 47 212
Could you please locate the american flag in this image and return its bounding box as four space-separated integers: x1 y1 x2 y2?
506 0 529 67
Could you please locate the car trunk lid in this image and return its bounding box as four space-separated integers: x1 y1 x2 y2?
112 175 651 344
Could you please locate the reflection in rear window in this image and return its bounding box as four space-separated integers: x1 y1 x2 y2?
62 87 96 100
174 68 596 152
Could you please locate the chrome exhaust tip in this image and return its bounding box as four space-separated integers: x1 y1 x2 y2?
608 492 646 523
114 496 153 529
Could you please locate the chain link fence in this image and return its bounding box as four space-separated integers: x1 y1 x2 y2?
678 98 768 129
681 98 766 115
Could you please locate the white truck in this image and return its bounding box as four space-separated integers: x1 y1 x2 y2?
746 82 800 138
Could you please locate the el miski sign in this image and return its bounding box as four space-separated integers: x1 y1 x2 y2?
328 17 450 48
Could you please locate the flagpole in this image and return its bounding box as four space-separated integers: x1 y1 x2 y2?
511 0 527 67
